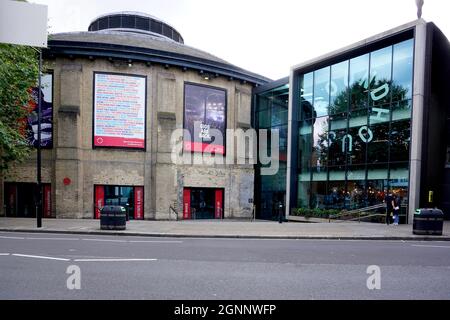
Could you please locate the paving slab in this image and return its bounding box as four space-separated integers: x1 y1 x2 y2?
0 218 449 240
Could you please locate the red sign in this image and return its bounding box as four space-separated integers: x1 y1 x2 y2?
63 177 71 186
215 189 223 219
8 185 16 215
183 141 225 155
94 185 104 219
134 187 144 220
43 185 52 218
183 188 191 220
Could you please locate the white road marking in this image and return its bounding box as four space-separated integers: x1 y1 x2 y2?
73 258 157 262
128 240 183 243
25 237 79 241
0 253 10 256
12 254 70 261
0 236 25 239
411 245 450 249
81 238 127 243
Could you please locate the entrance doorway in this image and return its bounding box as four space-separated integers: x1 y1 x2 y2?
183 187 223 220
3 182 52 218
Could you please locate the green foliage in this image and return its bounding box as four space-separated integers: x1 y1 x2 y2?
292 207 341 219
0 44 38 172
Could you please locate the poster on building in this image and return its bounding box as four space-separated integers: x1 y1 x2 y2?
183 83 226 154
134 187 144 220
26 73 53 148
94 73 146 149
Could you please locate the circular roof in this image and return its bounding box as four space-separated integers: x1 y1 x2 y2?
88 11 184 44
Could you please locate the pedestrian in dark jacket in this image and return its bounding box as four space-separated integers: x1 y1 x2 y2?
385 192 394 225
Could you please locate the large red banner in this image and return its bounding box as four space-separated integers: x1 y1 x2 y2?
134 187 144 220
183 188 191 220
94 185 104 219
43 184 52 218
215 189 223 219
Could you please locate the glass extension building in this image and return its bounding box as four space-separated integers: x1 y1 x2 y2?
255 20 450 223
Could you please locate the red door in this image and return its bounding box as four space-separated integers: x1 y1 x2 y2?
94 185 104 219
183 188 191 220
43 184 52 218
215 189 223 219
6 184 17 217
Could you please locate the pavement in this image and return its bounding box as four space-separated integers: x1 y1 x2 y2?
0 217 449 240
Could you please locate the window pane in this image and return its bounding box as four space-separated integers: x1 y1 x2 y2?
313 67 330 117
298 120 312 174
329 114 347 167
349 54 369 110
392 39 414 102
348 109 368 165
312 116 329 170
370 46 392 107
367 121 389 164
300 72 314 120
297 181 310 208
327 179 346 210
311 181 327 209
330 61 349 115
390 120 411 162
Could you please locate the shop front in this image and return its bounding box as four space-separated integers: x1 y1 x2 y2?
183 187 224 220
3 182 52 218
94 185 144 220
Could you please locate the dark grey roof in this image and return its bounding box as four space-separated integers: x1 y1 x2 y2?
47 30 271 85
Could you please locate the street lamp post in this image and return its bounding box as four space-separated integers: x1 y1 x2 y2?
36 49 42 228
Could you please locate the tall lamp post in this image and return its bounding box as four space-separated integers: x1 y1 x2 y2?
0 1 48 227
36 49 43 228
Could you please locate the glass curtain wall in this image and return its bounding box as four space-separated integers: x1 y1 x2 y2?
256 83 289 220
295 39 414 213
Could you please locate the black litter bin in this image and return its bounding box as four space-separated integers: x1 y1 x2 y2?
100 205 127 230
413 208 444 235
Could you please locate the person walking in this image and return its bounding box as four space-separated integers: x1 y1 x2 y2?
392 194 401 225
384 191 394 225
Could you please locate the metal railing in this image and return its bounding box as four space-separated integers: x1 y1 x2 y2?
169 205 179 221
329 203 386 223
328 203 408 223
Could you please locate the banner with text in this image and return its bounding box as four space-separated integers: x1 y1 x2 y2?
94 73 146 149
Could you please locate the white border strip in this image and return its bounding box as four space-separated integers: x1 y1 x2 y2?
73 258 157 262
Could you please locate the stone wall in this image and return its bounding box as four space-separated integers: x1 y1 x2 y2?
0 56 255 220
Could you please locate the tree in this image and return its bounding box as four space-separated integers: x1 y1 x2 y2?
0 43 39 173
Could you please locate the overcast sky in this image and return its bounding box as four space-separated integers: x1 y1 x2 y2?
30 0 450 80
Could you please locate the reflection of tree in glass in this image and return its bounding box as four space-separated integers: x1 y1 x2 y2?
329 78 409 114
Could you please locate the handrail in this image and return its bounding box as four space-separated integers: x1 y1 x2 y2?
328 203 386 223
340 203 386 215
169 205 178 221
329 203 407 223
